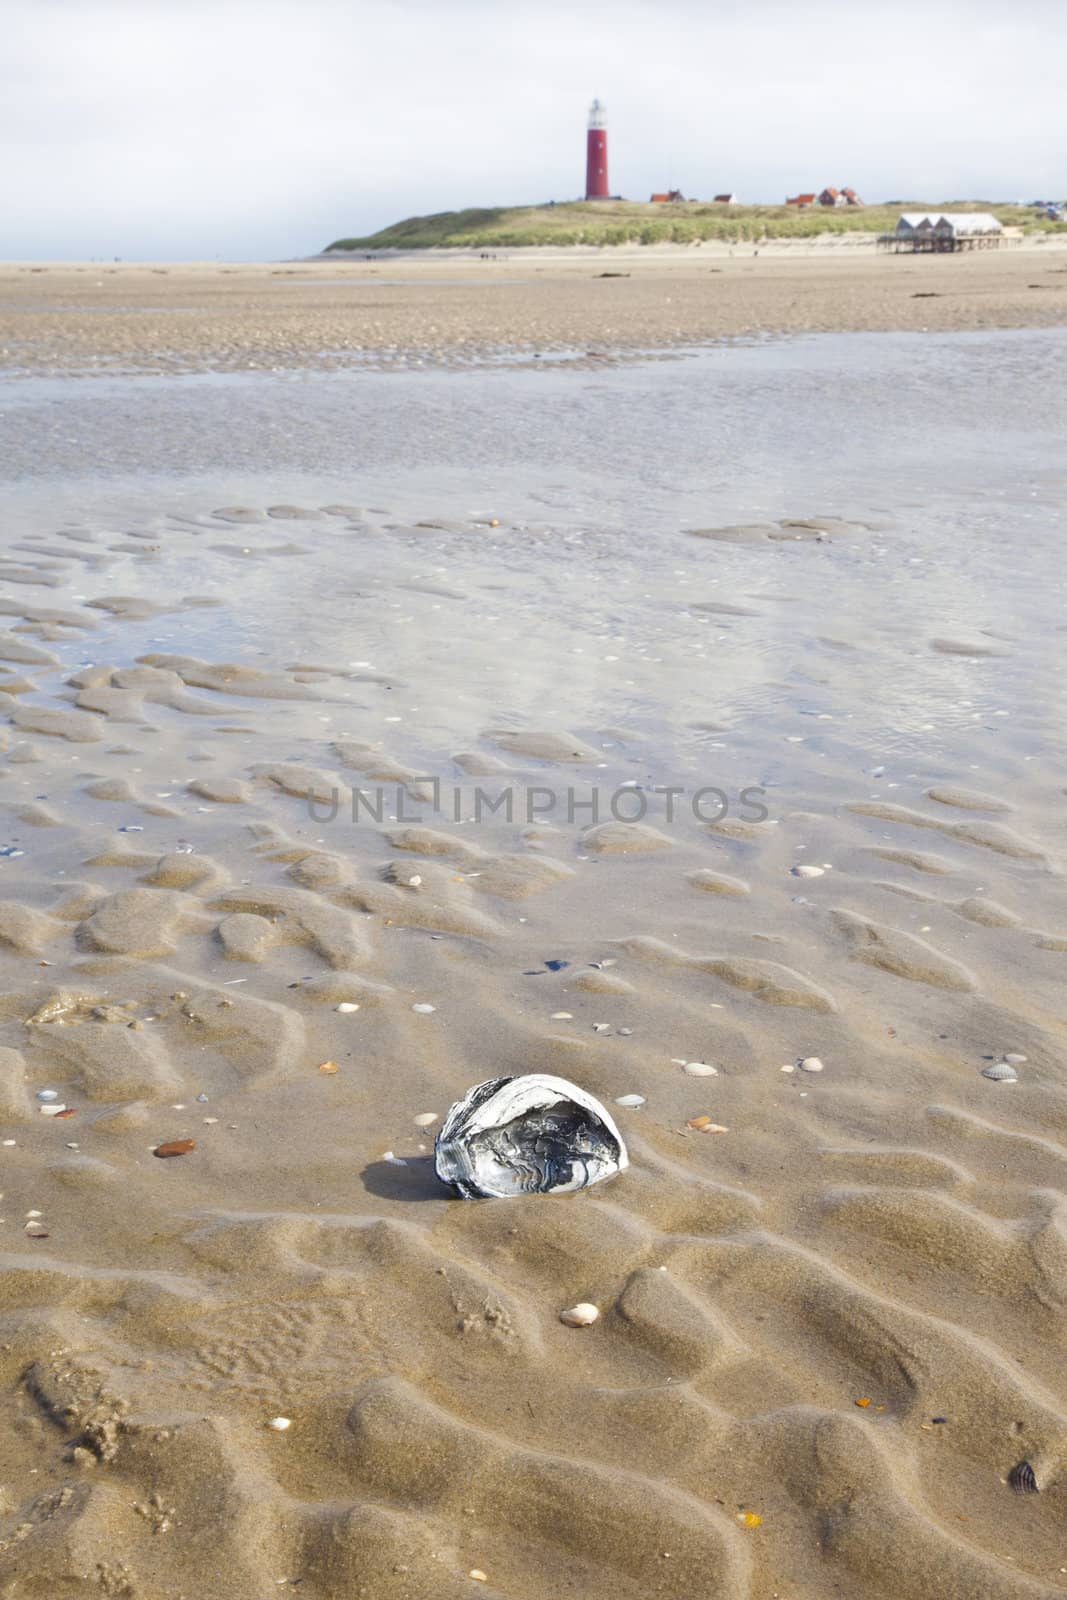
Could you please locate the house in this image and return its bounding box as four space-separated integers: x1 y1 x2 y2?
713 193 737 203
785 193 816 207
841 187 864 206
818 187 844 206
650 189 686 203
885 212 1004 252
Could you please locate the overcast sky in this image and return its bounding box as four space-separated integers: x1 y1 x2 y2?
4 0 1063 260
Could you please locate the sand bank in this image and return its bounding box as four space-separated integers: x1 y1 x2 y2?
2 244 1067 376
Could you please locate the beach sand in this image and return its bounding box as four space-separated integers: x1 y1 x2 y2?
3 244 1067 374
0 275 1066 1598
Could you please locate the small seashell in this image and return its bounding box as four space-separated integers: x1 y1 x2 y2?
614 1094 645 1108
24 1221 49 1239
780 1063 796 1073
791 864 825 878
1009 1460 1038 1493
413 1112 438 1127
36 1090 59 1102
382 1151 406 1166
617 1027 634 1036
551 1012 573 1020
982 1062 1018 1082
469 1572 488 1584
435 1074 627 1199
560 1302 599 1327
687 1115 712 1129
267 1416 291 1432
1003 1053 1027 1065
592 1022 611 1033
39 1104 68 1117
336 1002 360 1013
25 1210 42 1219
318 1061 340 1074
683 1061 718 1076
412 1003 436 1014
153 1139 195 1158
799 1057 824 1073
404 874 422 887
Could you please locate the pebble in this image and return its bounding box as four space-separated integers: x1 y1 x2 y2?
683 1062 718 1077
791 865 825 878
413 1112 438 1127
560 1302 599 1327
336 1002 360 1013
799 1057 824 1073
411 1003 436 1015
266 1417 291 1432
614 1094 645 1107
36 1090 59 1102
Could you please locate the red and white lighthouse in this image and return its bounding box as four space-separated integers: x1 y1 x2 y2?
585 98 610 200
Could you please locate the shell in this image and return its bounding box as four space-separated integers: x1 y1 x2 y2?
1004 1053 1027 1065
434 1074 628 1199
982 1062 1019 1082
614 1093 645 1108
560 1302 599 1327
791 864 825 878
683 1061 718 1077
799 1057 825 1073
1009 1460 1038 1493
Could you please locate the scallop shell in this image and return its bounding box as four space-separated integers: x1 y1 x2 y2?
434 1074 628 1199
1009 1459 1038 1493
982 1061 1019 1082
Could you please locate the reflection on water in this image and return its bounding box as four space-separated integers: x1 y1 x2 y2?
1 328 1065 799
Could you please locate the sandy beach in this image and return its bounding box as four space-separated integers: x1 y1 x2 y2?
3 245 1067 375
1 266 1066 1599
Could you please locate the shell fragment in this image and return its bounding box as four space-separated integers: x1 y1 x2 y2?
560 1302 599 1327
435 1074 628 1199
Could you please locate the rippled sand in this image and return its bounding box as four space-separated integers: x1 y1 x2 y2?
1 327 1066 1597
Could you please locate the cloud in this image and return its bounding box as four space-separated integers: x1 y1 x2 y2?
4 0 1064 258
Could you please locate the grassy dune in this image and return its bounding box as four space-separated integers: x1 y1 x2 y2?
326 200 1060 252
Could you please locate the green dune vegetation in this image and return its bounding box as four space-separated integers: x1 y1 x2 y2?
325 199 1059 252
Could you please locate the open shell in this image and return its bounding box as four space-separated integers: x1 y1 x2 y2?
434 1074 629 1199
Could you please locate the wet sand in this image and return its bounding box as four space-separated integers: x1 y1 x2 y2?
1 310 1066 1597
3 247 1067 375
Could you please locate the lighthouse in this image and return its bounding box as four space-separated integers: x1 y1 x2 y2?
585 99 610 200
